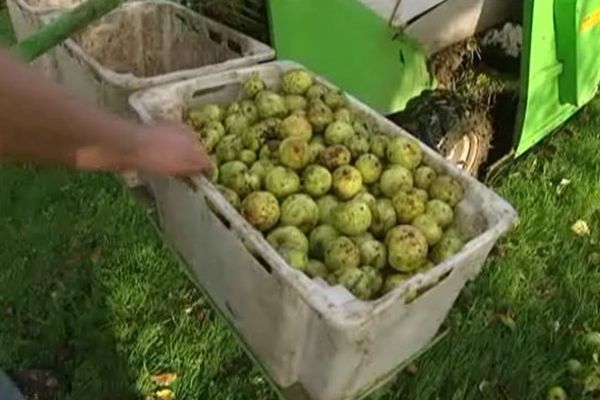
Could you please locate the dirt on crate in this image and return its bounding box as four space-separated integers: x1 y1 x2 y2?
75 3 239 77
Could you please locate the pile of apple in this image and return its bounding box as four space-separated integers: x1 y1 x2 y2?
185 69 466 301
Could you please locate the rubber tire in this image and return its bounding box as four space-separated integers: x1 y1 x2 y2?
388 89 491 176
389 89 467 149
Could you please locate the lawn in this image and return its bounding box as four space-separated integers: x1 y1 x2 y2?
2 10 600 400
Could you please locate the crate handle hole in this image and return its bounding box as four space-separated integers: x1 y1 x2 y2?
250 252 272 275
206 197 232 230
204 194 273 276
226 39 243 55
208 29 223 44
192 85 228 99
406 269 453 304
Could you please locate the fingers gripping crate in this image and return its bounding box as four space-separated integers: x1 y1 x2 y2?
129 61 517 400
49 0 274 118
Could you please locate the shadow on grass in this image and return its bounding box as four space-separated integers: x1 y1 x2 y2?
0 165 274 400
0 166 144 399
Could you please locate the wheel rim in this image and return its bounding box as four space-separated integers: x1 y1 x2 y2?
439 132 485 176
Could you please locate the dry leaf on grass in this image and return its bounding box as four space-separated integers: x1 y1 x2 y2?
498 314 516 332
571 220 591 236
151 372 178 386
556 178 571 195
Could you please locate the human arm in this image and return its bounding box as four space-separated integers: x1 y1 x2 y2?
0 47 210 176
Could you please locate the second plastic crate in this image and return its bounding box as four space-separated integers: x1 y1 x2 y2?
50 0 274 117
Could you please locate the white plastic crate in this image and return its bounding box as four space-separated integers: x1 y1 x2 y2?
50 0 274 117
129 61 517 400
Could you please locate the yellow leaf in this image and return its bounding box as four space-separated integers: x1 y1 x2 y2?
498 314 516 332
151 372 178 386
154 388 175 400
571 219 591 236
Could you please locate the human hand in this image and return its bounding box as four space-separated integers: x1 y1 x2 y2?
130 121 212 177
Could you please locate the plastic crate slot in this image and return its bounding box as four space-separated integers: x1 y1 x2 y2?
406 269 454 304
249 250 272 274
203 193 274 276
205 198 232 230
227 39 243 55
208 29 223 44
192 85 229 99
204 196 272 277
234 233 274 276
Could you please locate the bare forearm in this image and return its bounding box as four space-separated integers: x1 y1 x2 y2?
0 47 139 170
0 47 210 176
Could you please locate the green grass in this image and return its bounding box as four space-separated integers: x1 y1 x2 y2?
0 168 274 399
389 101 600 399
1 170 265 400
3 8 600 400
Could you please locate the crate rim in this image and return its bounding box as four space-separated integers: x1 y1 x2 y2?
40 0 275 90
